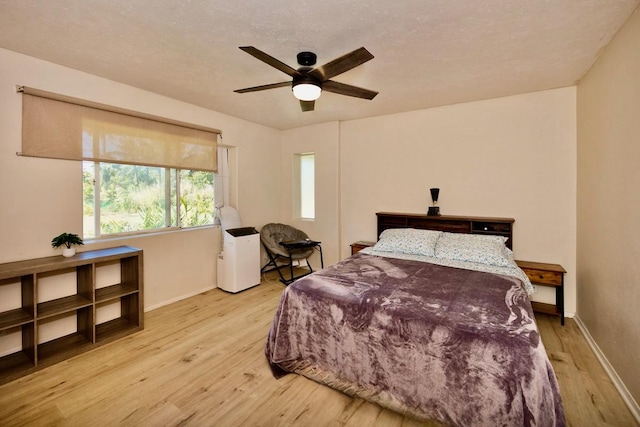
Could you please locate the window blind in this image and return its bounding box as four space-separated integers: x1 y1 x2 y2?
20 86 220 172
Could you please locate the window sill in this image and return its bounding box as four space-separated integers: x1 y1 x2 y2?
84 225 217 245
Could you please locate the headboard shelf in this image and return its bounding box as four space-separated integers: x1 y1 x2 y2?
376 212 514 249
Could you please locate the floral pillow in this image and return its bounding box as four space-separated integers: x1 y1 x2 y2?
373 228 442 257
434 232 512 267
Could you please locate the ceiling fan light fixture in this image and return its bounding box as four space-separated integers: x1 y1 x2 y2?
235 46 377 111
292 81 321 101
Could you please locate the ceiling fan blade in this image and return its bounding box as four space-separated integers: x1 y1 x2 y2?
239 46 301 78
234 81 291 93
322 80 378 100
309 47 374 81
300 100 315 112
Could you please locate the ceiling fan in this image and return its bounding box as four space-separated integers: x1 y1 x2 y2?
234 46 378 112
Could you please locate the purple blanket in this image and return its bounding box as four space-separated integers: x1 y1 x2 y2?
266 253 565 426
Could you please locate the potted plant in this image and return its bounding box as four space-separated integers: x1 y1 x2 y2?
51 232 84 258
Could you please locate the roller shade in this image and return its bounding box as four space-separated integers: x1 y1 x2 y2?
20 86 219 172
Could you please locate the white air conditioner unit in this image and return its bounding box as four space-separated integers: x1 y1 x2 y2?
219 227 260 293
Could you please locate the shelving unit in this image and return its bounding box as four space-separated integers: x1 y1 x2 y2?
0 246 143 385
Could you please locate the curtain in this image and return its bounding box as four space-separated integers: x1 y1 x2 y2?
215 147 230 207
20 86 219 172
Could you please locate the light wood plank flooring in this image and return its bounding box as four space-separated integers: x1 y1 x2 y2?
0 272 637 426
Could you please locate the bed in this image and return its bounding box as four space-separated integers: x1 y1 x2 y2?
265 215 566 426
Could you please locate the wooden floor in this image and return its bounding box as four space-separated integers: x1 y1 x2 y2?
0 272 637 427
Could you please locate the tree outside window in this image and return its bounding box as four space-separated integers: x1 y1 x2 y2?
83 161 214 238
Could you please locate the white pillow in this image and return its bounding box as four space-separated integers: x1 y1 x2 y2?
434 232 512 267
373 228 442 257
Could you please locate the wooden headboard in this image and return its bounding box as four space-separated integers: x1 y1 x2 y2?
376 212 514 249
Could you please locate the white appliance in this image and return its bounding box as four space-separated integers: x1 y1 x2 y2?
216 206 260 293
220 226 260 293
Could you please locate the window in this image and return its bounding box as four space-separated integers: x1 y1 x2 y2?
19 87 222 238
294 153 315 220
20 87 220 170
83 161 214 238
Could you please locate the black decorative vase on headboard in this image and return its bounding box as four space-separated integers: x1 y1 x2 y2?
427 188 440 216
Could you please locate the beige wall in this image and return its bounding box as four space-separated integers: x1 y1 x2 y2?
280 122 340 268
577 6 640 406
10 32 635 404
0 48 282 313
339 88 577 313
0 48 579 329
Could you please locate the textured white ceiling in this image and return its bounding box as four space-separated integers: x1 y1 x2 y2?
0 0 638 129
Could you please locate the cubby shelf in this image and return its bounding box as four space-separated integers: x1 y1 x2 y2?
37 295 93 319
96 317 140 343
0 246 143 385
0 309 33 331
38 332 94 364
0 351 34 378
95 283 139 303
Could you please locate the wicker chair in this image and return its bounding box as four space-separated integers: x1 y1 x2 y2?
260 223 322 284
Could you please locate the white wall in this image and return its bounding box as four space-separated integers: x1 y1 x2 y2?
280 122 340 267
0 47 579 329
0 48 282 312
577 6 640 406
338 88 577 313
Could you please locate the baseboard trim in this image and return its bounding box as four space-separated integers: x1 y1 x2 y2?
574 315 640 424
144 285 217 312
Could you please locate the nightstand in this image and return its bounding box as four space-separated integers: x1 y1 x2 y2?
515 260 566 325
350 241 375 255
